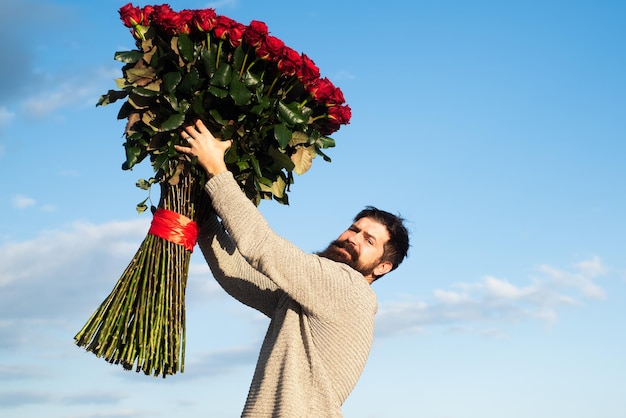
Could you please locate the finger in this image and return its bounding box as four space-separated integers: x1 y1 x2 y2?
183 126 197 138
174 144 191 154
218 138 234 153
195 119 209 134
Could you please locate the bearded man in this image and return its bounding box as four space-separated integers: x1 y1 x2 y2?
176 120 410 417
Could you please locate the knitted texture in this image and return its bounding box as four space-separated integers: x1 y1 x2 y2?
198 171 377 417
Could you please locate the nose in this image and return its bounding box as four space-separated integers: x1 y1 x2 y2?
346 233 360 246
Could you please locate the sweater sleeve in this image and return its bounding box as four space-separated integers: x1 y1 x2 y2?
197 209 283 318
204 171 375 319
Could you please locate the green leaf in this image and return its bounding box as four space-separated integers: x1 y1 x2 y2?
163 72 182 93
191 91 206 114
236 161 250 170
230 78 252 106
152 152 170 173
208 85 228 98
123 146 142 170
209 109 227 125
177 34 195 62
136 197 149 214
135 178 152 190
114 50 143 64
316 135 336 149
225 143 239 164
178 66 200 93
242 71 261 89
315 147 333 162
201 45 216 76
268 146 295 171
133 87 160 97
232 45 245 72
274 124 292 149
277 101 306 126
251 96 271 115
221 125 236 140
96 90 128 107
159 113 186 132
250 156 263 178
116 101 133 119
211 62 232 87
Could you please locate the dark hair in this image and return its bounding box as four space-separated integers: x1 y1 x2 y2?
354 206 410 274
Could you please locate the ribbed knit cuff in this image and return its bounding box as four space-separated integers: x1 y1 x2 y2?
204 170 235 196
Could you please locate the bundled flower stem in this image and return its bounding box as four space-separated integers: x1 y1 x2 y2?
75 165 208 377
75 3 351 378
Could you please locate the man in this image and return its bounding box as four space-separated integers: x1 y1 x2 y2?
176 120 410 417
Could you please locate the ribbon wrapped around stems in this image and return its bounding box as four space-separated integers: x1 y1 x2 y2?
148 209 198 252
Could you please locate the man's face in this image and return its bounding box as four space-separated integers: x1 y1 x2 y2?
318 217 391 281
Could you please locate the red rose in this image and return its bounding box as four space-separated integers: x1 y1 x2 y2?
328 86 345 105
213 15 235 39
151 4 182 34
277 46 303 77
243 20 268 47
308 77 336 103
142 5 154 25
192 9 217 32
119 3 144 27
228 21 246 47
178 9 194 35
256 35 285 61
328 104 351 124
298 54 320 86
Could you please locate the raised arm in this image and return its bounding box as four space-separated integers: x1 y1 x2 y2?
197 211 283 318
177 120 376 318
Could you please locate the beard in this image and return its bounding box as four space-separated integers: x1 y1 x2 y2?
317 240 379 277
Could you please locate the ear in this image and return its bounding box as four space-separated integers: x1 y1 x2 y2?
373 261 393 278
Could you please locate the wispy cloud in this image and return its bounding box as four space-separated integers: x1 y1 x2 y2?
0 107 14 129
0 389 129 412
182 344 259 380
11 194 57 212
21 83 98 119
376 256 609 338
0 364 53 381
0 391 53 408
0 218 229 354
11 194 36 209
0 219 611 350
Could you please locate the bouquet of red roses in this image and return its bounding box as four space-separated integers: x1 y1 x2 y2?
74 3 351 378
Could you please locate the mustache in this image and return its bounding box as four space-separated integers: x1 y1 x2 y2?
330 240 358 259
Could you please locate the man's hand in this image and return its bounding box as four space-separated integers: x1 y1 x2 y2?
174 119 232 177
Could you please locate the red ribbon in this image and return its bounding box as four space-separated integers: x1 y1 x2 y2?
148 209 198 252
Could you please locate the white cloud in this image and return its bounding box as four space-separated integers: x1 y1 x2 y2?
40 204 57 212
22 83 96 118
0 218 236 354
376 256 609 338
182 344 259 379
0 106 14 129
12 194 36 209
11 194 57 212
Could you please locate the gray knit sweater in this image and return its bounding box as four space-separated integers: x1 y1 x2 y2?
197 171 377 417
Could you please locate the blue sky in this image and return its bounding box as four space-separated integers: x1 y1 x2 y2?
1 0 624 417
